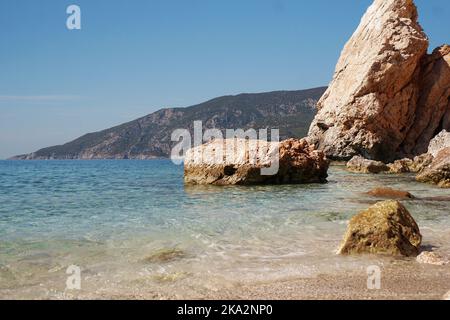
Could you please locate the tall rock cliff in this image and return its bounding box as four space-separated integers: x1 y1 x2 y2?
308 0 450 162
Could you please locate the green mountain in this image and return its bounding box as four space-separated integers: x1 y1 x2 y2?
11 87 326 160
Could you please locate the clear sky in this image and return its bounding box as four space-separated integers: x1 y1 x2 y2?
0 0 449 159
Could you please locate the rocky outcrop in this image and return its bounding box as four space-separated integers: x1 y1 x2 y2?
416 147 450 188
366 188 414 200
184 138 329 185
346 156 389 174
308 0 450 162
387 154 433 174
338 200 422 257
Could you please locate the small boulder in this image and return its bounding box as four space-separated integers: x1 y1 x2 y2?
338 201 422 257
387 154 433 174
366 188 414 200
388 159 414 174
416 147 450 188
184 138 329 185
416 251 448 266
346 156 389 174
410 153 434 173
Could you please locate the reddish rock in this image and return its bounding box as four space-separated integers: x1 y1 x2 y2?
366 188 415 200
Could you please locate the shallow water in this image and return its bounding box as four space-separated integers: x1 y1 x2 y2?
0 160 449 299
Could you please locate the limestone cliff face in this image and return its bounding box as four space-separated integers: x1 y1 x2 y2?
308 0 450 162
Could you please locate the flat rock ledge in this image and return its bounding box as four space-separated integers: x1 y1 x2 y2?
338 200 422 257
346 131 450 188
184 138 329 186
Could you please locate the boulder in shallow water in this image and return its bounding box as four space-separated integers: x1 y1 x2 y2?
143 248 186 263
410 153 434 173
338 200 422 257
416 147 450 188
388 159 414 174
366 188 414 200
184 138 329 185
346 156 389 174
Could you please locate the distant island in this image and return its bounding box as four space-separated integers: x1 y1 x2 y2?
10 87 326 160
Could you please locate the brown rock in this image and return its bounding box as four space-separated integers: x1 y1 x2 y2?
388 159 414 174
184 138 329 185
338 200 422 257
416 147 450 188
366 188 414 199
387 153 434 173
410 153 434 173
308 0 450 162
346 156 389 174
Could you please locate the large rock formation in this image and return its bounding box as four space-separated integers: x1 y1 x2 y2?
184 138 329 185
308 0 450 162
338 200 422 257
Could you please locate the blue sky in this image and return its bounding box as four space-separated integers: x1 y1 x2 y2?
0 0 449 159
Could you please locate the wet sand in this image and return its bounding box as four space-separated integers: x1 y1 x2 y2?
59 262 450 300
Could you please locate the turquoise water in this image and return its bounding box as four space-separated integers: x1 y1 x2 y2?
1 160 450 299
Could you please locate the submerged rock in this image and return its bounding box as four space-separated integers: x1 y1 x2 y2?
338 200 422 257
346 156 389 174
416 251 448 266
307 0 450 162
416 147 450 188
366 188 414 200
143 248 186 263
184 138 329 185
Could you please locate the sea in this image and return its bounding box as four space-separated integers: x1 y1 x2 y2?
0 160 449 299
